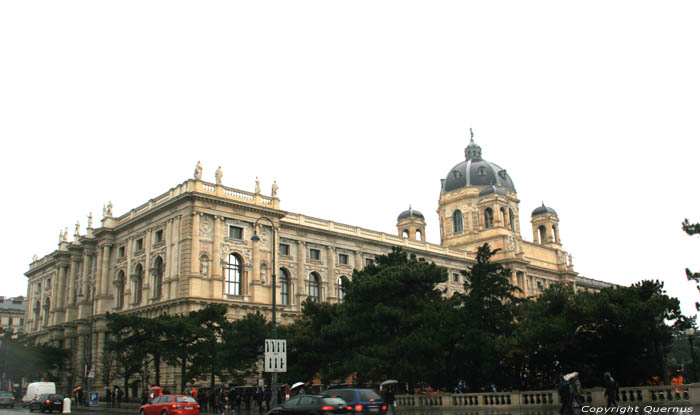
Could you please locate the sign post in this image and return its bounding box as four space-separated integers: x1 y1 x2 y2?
264 339 287 373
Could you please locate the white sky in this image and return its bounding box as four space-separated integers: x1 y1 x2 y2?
2 1 699 315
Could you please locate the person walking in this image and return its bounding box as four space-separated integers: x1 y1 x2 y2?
254 387 264 413
558 375 573 415
604 372 618 407
385 388 396 415
264 386 271 411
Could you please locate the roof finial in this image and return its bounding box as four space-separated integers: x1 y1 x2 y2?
470 127 474 141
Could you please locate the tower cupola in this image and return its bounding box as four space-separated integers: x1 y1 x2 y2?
397 205 426 241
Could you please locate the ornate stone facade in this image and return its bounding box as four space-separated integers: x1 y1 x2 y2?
24 142 611 392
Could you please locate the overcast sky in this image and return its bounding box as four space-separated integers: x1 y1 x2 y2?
2 1 699 315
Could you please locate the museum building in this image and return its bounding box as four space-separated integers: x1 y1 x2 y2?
24 138 611 391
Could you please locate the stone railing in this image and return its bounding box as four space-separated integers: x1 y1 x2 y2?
111 179 280 226
396 384 700 410
280 214 474 262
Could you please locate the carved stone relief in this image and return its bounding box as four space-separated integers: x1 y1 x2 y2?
199 215 213 240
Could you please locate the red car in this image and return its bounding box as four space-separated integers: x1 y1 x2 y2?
139 395 200 415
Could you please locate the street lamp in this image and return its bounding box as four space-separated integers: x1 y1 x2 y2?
78 279 96 404
251 217 278 407
686 328 697 382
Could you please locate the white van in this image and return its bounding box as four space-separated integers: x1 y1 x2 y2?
22 382 56 405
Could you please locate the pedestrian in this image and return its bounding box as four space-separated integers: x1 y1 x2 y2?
114 385 122 408
200 389 209 413
570 373 582 414
384 388 396 415
284 385 290 402
254 388 263 413
264 386 271 411
142 389 149 405
603 372 618 407
558 375 573 415
105 387 112 407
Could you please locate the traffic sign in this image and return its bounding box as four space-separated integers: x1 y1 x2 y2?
264 339 286 373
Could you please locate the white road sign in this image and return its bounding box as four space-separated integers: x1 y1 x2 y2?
264 339 286 373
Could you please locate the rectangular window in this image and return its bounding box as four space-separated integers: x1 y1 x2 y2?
280 243 290 256
338 253 349 265
118 246 125 258
310 248 321 261
19 319 23 326
228 226 243 240
135 238 144 251
8 317 12 326
155 229 163 243
37 283 41 294
453 273 460 282
365 258 374 266
47 279 51 289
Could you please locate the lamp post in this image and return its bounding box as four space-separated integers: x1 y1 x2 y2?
251 217 278 408
686 328 697 382
78 279 96 404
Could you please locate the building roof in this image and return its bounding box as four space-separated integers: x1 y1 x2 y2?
442 139 516 193
532 203 558 216
397 206 425 221
0 296 25 311
478 185 507 197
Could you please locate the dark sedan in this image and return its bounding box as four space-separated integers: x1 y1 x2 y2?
321 389 386 415
268 395 348 415
0 391 15 408
28 394 63 413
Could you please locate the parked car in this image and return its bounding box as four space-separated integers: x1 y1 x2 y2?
28 394 63 413
138 395 200 415
321 389 386 415
0 391 15 408
268 395 348 415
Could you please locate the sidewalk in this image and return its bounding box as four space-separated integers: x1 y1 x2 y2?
70 402 139 414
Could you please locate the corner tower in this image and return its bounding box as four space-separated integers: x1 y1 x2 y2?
397 206 426 241
437 132 521 249
531 203 562 248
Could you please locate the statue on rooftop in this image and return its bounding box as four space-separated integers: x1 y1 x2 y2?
215 166 223 185
103 201 113 218
87 212 93 229
271 180 279 197
255 177 261 194
194 161 203 180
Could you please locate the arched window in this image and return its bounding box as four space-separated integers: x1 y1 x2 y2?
33 301 40 330
133 264 143 304
552 225 559 243
453 210 463 234
500 207 507 227
43 298 50 327
484 208 494 229
226 253 243 295
279 268 290 306
308 273 320 302
402 230 409 238
538 225 547 244
416 229 422 241
116 270 125 309
509 208 515 230
337 276 346 301
153 257 164 299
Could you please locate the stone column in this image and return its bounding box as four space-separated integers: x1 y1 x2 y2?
69 257 79 306
297 241 305 301
191 211 200 277
57 264 67 310
95 247 103 296
212 216 223 298
355 251 363 271
327 247 335 300
100 245 112 296
252 225 260 282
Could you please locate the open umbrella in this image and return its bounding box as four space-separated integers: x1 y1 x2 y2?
380 380 398 386
564 372 579 381
291 382 305 390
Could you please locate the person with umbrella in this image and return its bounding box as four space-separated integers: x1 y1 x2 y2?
381 380 398 415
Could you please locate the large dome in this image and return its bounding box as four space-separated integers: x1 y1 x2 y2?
442 138 516 193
